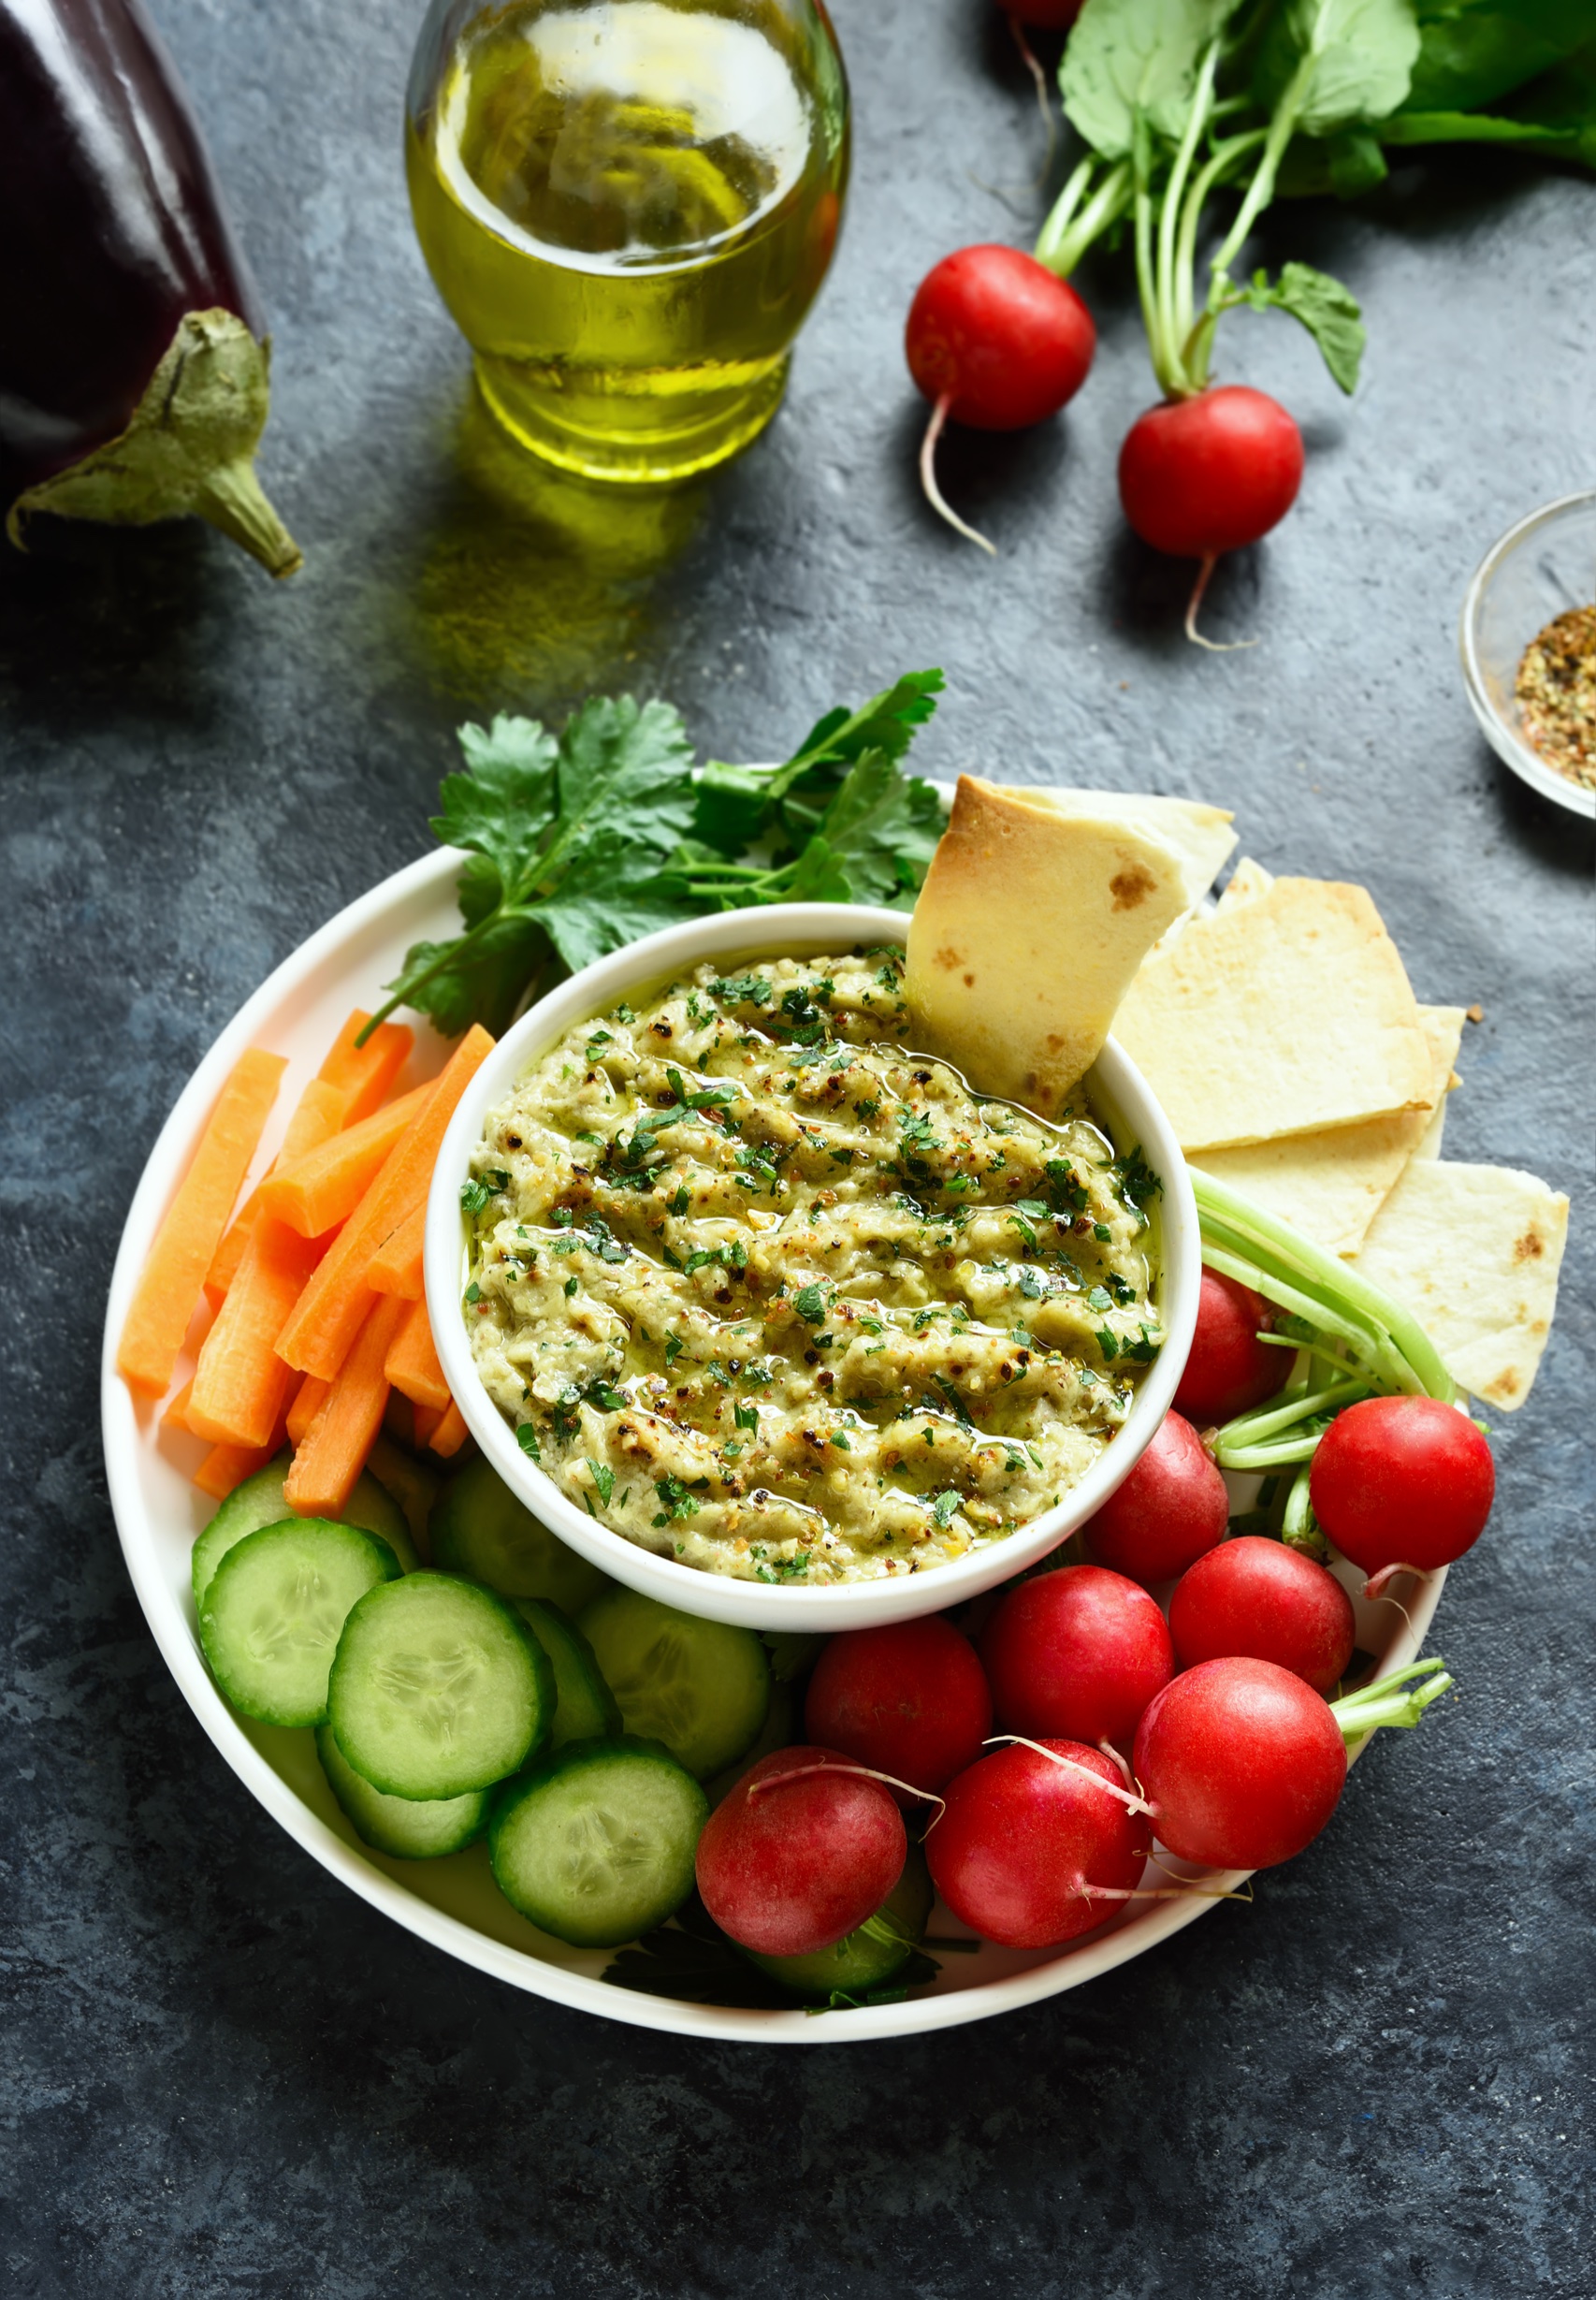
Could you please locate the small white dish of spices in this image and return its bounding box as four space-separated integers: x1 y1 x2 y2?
1460 488 1596 821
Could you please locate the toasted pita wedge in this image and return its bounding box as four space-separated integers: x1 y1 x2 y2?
1353 1159 1569 1409
907 776 1188 1112
1195 1006 1466 1256
1112 876 1434 1151
1217 854 1274 908
1015 789 1237 909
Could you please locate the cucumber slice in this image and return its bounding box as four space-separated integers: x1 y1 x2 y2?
703 1679 796 1807
192 1452 416 1609
315 1724 489 1860
742 1846 935 2002
514 1600 622 1749
489 1737 708 1947
577 1587 769 1782
431 1455 609 1610
327 1572 553 1799
199 1519 399 1727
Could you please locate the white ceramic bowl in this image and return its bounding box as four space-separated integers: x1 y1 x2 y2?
1459 489 1596 821
426 901 1199 1629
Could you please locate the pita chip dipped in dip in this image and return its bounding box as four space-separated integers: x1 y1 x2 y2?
905 776 1199 1115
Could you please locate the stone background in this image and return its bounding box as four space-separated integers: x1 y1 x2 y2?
1 1 1590 2293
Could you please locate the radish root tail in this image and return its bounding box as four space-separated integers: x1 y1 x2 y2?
920 393 997 557
746 1759 945 1823
1008 15 1058 175
984 1733 1156 1818
1184 552 1259 652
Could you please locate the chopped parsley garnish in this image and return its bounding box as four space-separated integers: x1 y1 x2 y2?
563 1274 578 1297
460 1169 511 1215
515 1423 542 1462
930 1490 961 1527
710 974 772 1007
1095 1327 1120 1361
664 1335 685 1368
1094 1222 1112 1245
588 1461 616 1507
464 1280 482 1303
733 1402 760 1433
793 1284 827 1322
650 1475 701 1527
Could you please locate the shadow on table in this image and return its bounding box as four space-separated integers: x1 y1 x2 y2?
397 383 714 704
1483 739 1596 874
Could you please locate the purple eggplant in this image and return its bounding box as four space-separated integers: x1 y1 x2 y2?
0 0 300 575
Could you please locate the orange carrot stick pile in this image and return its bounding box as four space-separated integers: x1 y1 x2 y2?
116 1005 484 1513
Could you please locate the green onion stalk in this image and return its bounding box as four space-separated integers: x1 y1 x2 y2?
1191 1169 1454 1481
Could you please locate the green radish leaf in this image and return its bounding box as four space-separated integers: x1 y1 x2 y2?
1402 0 1588 114
1243 262 1367 392
1062 0 1241 160
1328 123 1392 191
1254 0 1422 135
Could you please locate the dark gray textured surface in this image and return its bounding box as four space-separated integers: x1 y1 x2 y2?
2 1 1591 2293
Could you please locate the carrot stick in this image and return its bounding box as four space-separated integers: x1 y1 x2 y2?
275 1025 494 1383
259 1080 431 1239
195 1420 288 1501
204 1077 347 1303
412 1402 445 1448
283 1293 408 1517
163 1378 195 1433
384 1295 451 1410
318 1011 414 1124
118 1048 287 1398
286 1372 329 1446
368 1201 426 1299
428 1401 471 1459
188 1216 326 1448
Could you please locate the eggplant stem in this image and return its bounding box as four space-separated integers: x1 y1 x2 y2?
920 394 996 557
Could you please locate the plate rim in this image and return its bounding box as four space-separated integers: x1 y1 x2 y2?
98 841 1446 2045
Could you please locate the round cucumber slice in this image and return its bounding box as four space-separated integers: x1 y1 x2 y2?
192 1451 416 1609
742 1846 935 2002
327 1572 553 1799
199 1518 399 1728
577 1587 769 1781
489 1737 708 1947
431 1456 609 1610
315 1725 489 1860
514 1599 622 1748
702 1679 796 1807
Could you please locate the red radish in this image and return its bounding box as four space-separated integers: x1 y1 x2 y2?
1310 1395 1494 1582
805 1619 992 1796
1174 1270 1283 1424
1117 386 1304 647
1169 1536 1356 1696
927 1739 1149 1948
1081 1410 1229 1586
695 1746 907 1957
906 245 1095 554
1133 1656 1347 1869
980 1564 1173 1747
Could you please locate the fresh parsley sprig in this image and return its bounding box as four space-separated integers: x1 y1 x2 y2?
362 672 946 1043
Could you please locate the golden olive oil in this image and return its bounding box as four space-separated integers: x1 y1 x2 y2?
406 0 849 482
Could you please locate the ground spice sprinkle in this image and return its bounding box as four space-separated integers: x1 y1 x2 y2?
1515 603 1596 792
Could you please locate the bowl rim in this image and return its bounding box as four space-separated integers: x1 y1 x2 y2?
424 899 1199 1630
1458 487 1596 822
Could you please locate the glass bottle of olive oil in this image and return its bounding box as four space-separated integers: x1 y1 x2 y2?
405 0 849 484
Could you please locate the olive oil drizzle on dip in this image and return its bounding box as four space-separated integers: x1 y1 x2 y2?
463 949 1164 1584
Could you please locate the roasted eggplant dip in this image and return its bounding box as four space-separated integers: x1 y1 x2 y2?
462 950 1164 1584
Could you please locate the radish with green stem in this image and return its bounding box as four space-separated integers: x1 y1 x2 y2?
696 1746 910 1956
992 0 1082 152
1175 1267 1284 1424
980 1564 1173 1744
1133 1654 1453 1870
926 1737 1151 1948
1310 1395 1495 1587
1081 1409 1230 1585
905 244 1095 553
1168 1535 1356 1695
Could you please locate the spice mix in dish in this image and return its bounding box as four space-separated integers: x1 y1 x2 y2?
463 948 1164 1584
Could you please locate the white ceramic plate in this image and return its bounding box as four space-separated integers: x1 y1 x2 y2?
100 841 1446 2045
